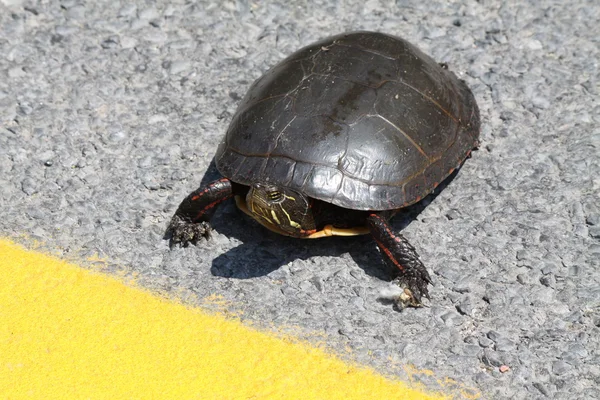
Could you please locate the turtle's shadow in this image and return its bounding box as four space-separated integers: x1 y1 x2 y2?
197 159 461 282
210 215 394 281
209 218 391 280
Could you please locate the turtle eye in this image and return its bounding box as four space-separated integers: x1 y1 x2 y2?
267 190 283 202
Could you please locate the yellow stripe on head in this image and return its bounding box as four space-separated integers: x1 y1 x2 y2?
279 205 301 229
270 210 281 225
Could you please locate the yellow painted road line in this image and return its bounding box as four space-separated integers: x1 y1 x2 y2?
0 239 445 399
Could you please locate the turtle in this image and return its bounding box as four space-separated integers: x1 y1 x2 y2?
166 31 480 307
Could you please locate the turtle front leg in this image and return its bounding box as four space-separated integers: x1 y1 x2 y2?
367 213 432 307
167 178 233 247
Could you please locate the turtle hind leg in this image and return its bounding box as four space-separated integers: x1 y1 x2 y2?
366 213 432 307
166 178 234 247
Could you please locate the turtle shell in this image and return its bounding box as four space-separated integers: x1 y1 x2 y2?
216 31 480 211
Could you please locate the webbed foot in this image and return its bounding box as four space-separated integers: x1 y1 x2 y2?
167 215 212 247
391 270 432 308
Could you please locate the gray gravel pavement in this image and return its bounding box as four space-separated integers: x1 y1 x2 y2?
1 0 599 398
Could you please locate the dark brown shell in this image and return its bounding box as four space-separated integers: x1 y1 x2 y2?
216 31 480 210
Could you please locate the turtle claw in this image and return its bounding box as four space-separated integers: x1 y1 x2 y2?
167 215 212 248
391 272 432 308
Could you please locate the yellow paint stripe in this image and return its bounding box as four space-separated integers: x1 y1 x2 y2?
0 239 446 399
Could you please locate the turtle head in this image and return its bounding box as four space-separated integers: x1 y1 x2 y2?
245 183 316 238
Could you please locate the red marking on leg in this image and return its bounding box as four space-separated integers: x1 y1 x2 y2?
369 214 398 241
374 238 405 272
194 194 232 220
191 178 230 202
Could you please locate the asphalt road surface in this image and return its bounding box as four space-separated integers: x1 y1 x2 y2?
1 0 598 398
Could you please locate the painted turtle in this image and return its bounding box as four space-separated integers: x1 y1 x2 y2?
167 31 480 307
